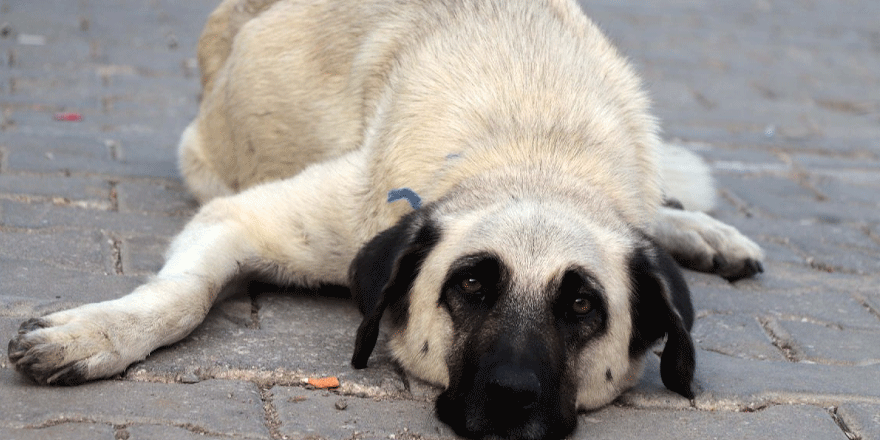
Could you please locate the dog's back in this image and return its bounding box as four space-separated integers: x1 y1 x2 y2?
179 0 672 228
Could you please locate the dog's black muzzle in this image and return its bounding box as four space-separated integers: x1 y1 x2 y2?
436 332 577 440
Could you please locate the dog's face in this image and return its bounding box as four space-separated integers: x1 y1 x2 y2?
349 197 695 440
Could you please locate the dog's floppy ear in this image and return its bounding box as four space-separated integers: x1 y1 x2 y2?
349 209 440 369
628 237 696 399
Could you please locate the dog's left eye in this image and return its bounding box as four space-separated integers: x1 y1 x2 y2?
557 269 603 323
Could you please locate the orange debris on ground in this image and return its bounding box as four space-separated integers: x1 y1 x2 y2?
308 376 340 389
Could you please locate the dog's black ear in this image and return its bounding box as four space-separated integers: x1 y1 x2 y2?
349 209 440 369
628 238 696 399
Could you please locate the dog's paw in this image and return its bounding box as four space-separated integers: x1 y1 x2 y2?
652 209 765 282
8 312 125 385
711 253 764 282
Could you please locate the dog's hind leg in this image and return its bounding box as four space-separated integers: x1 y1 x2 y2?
177 122 235 204
657 142 717 213
8 155 367 384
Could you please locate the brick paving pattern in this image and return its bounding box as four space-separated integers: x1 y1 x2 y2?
1 0 878 439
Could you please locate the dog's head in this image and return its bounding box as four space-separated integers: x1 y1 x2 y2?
349 196 694 440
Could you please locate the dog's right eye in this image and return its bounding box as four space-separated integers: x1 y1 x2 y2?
458 277 486 304
460 278 482 294
443 254 504 309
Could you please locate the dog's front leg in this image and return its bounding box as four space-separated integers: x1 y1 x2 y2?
6 206 262 384
8 159 365 384
649 206 765 282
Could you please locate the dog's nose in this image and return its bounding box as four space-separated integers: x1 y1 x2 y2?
486 364 542 411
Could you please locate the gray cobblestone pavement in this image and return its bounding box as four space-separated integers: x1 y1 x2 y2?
1 0 878 439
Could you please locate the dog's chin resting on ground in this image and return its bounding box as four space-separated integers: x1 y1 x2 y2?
7 1 764 439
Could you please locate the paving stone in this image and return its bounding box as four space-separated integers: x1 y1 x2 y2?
792 153 880 172
781 224 880 276
738 238 805 268
0 317 23 368
686 216 878 279
2 132 118 173
120 234 170 275
132 290 403 391
613 353 694 411
620 349 880 411
698 350 880 410
837 403 880 440
812 175 880 207
0 257 145 317
116 180 198 215
128 423 258 440
273 386 456 440
3 131 181 180
720 173 880 224
779 320 880 366
859 292 880 324
683 261 824 293
661 124 772 147
0 369 268 438
707 216 880 276
691 313 785 361
812 170 880 195
257 289 404 386
0 174 112 205
575 404 845 440
0 228 113 274
0 423 116 440
1 199 187 236
712 174 814 213
701 147 790 174
689 271 880 330
126 295 259 373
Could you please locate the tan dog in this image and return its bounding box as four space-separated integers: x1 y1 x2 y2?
9 0 764 438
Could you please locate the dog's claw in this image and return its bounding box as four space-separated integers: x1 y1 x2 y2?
8 320 43 364
720 258 764 283
17 317 49 334
8 317 89 385
750 259 764 274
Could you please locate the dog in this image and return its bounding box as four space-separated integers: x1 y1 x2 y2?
7 0 765 438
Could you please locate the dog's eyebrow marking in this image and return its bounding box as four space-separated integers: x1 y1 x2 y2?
388 187 422 210
421 341 429 355
605 368 613 382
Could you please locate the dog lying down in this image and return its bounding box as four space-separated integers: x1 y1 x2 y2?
8 0 764 438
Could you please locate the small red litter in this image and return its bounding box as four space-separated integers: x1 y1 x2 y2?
54 112 83 122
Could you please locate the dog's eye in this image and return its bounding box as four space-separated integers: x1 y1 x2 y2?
572 297 591 316
446 256 502 308
458 277 487 304
460 278 482 294
557 270 603 323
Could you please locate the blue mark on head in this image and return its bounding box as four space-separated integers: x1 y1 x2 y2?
388 187 422 210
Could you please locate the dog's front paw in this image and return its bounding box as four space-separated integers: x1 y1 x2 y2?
652 209 765 282
711 253 764 282
8 314 123 385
